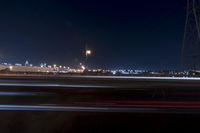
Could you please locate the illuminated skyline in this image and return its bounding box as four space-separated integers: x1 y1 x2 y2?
0 0 185 70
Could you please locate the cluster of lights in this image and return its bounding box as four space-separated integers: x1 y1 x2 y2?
3 62 200 77
0 47 93 74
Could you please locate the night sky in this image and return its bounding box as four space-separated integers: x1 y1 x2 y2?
0 0 186 70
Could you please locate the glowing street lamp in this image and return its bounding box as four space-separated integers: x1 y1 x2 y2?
9 66 13 71
85 49 92 70
86 50 91 56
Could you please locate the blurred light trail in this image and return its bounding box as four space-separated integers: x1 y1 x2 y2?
0 92 41 96
0 104 198 114
67 76 200 81
78 100 200 109
0 83 113 88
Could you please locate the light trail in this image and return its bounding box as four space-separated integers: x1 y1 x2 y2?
0 104 178 113
1 73 200 81
0 104 197 114
78 100 200 109
0 83 113 88
0 92 42 96
67 76 200 81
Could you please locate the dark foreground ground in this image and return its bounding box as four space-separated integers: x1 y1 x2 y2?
1 111 200 133
0 76 199 132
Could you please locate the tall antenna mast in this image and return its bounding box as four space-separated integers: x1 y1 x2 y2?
182 0 200 70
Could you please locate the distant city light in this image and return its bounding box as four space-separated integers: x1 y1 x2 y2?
9 66 13 71
81 65 86 70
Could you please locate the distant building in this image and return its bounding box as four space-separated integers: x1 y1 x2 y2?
15 63 22 66
2 63 8 66
25 60 29 66
40 63 47 68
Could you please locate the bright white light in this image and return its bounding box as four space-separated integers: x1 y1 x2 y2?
86 50 91 55
9 66 13 71
81 65 86 70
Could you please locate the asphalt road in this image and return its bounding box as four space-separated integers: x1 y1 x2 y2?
0 76 200 113
0 76 200 132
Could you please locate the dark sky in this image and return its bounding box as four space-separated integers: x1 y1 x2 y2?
0 0 186 70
